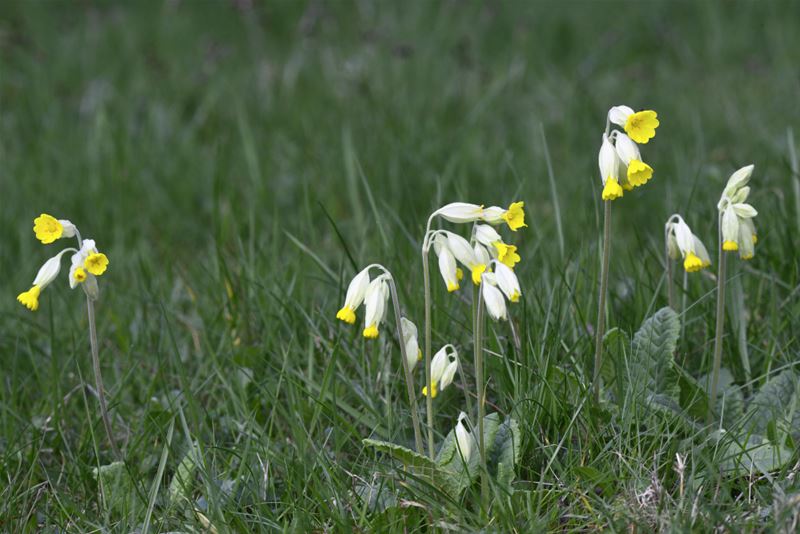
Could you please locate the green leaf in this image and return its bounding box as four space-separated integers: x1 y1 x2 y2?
362 439 437 471
745 371 798 435
435 423 480 497
93 461 136 515
168 446 198 507
720 433 794 476
628 307 681 401
485 417 521 492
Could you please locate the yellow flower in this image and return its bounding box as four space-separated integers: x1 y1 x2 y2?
602 177 624 201
17 285 42 311
84 252 109 276
501 201 526 231
683 252 704 273
494 243 520 268
627 160 653 187
471 264 486 285
422 382 438 398
722 240 739 251
336 306 356 324
33 214 64 244
363 325 379 338
624 110 659 144
73 267 87 284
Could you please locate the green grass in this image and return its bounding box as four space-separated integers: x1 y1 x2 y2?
2 1 800 531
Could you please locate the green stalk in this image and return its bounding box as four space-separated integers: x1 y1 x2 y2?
386 277 424 455
421 248 435 459
87 297 120 458
474 285 488 508
592 200 612 403
708 216 727 425
665 225 675 311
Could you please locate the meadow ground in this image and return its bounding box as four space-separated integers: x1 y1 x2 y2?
2 1 800 531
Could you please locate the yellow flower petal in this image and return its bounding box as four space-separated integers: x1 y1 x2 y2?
17 285 41 311
84 252 109 276
624 110 659 144
501 201 527 231
33 214 63 244
601 177 624 201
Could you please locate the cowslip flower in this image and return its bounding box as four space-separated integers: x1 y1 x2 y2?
336 267 371 324
362 276 390 338
492 261 522 303
400 317 422 371
433 202 485 224
474 224 521 268
33 213 77 244
599 134 624 201
608 105 660 144
454 412 473 462
666 215 712 272
480 273 508 321
422 345 458 398
482 201 527 231
17 215 110 311
614 132 654 188
441 231 487 286
718 165 758 260
17 250 73 311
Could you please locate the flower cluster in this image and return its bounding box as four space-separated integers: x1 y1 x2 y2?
422 344 458 398
718 165 758 260
427 200 524 294
335 266 391 338
17 214 109 311
666 215 712 273
598 105 660 201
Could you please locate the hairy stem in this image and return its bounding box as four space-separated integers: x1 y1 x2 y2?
708 223 727 425
665 227 675 310
87 297 120 458
386 277 424 455
422 249 435 459
474 286 488 508
593 201 612 403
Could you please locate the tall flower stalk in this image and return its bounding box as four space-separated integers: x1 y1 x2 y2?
708 165 757 422
17 214 117 456
593 105 659 402
336 264 424 453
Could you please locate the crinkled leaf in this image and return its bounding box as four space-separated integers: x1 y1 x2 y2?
362 439 436 470
628 307 681 401
168 446 198 507
745 371 798 435
93 461 136 515
485 417 521 492
435 423 480 497
354 480 399 514
720 434 794 476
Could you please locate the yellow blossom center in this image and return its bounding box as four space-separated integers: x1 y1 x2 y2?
494 243 521 268
627 160 653 187
722 240 739 251
363 325 379 338
84 252 109 276
33 214 63 244
624 110 659 144
17 285 42 311
446 281 459 292
455 268 464 281
502 201 526 231
471 264 487 285
336 306 356 324
73 267 88 283
510 290 520 303
602 177 624 201
683 252 704 273
422 381 438 398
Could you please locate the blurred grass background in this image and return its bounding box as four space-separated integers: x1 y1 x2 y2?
1 0 799 530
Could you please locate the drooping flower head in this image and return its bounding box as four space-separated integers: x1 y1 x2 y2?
336 267 371 324
665 215 712 273
422 345 458 398
717 165 758 260
17 215 109 311
609 105 660 144
455 412 473 462
482 201 526 231
362 276 390 338
400 317 422 371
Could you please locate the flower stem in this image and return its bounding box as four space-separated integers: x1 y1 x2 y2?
593 201 612 403
474 286 488 509
386 277 424 455
87 297 120 458
421 248 435 460
665 227 675 310
708 225 727 425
